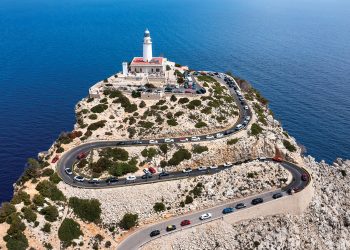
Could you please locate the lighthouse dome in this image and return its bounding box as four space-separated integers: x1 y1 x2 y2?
144 29 150 37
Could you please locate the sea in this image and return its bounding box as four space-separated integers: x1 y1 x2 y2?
1 0 350 202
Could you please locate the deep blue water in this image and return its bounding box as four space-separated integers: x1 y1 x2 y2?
1 0 349 202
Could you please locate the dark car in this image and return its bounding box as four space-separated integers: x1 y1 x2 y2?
106 177 118 184
251 198 264 205
180 220 191 226
141 173 153 179
222 207 234 214
272 193 283 199
301 174 308 181
166 225 176 232
159 172 170 177
150 230 160 237
235 203 246 209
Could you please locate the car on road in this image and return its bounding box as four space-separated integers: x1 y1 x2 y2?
272 193 283 199
272 156 283 162
251 198 264 205
74 176 84 182
206 135 215 139
223 162 233 167
180 220 191 226
105 177 118 184
199 213 212 220
244 105 249 110
51 155 59 163
150 229 160 237
166 225 177 232
88 178 100 184
301 173 309 181
245 116 251 121
65 168 73 175
159 172 170 177
216 133 224 138
164 138 174 143
243 120 249 126
222 207 234 214
209 165 218 169
149 140 158 144
141 173 153 179
235 124 243 130
235 203 246 209
148 167 156 174
179 138 189 142
197 166 207 171
77 152 88 160
191 136 200 141
143 168 150 174
182 168 192 173
258 157 267 161
126 175 136 182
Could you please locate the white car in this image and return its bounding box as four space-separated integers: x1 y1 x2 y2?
65 168 73 175
179 138 189 142
223 162 233 167
199 213 212 220
209 165 218 169
206 135 215 140
191 136 200 141
244 106 249 110
143 168 150 174
245 116 251 121
235 124 243 130
182 168 192 173
149 140 158 144
126 175 136 181
258 157 267 161
74 176 84 182
216 133 224 138
197 166 207 171
164 138 174 143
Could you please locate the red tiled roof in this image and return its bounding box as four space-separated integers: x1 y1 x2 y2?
131 57 163 65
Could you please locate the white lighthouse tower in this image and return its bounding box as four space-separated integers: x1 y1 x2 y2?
143 29 153 62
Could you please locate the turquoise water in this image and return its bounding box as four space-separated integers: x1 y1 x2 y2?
1 0 350 202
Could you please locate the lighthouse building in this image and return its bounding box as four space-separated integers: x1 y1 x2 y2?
124 29 167 75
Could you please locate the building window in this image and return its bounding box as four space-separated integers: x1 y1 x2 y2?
140 68 142 72
156 68 160 72
151 68 154 73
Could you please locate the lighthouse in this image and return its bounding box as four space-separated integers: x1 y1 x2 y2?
143 29 152 62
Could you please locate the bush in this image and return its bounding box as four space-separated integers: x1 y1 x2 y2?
139 100 146 108
283 140 296 152
32 194 45 206
0 202 16 223
40 205 58 222
109 90 122 99
201 106 212 114
11 191 31 205
227 138 239 145
100 147 129 161
56 146 64 153
49 172 61 184
187 99 201 109
36 180 65 201
90 157 112 174
167 118 178 126
178 97 189 104
108 160 138 177
166 65 171 71
6 231 28 250
16 159 41 185
88 114 98 120
159 144 168 154
170 95 177 102
69 197 101 223
58 218 83 243
195 121 207 128
153 202 166 212
21 207 37 223
168 149 191 166
105 241 112 248
141 148 158 159
190 183 203 197
87 120 107 131
131 91 141 98
184 195 193 204
42 168 54 177
119 213 138 230
174 111 184 117
251 123 263 136
192 145 208 154
6 213 26 235
138 121 154 129
91 104 108 113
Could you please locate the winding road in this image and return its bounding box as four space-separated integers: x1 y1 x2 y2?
55 73 311 250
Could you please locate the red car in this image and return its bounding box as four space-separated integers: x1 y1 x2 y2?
272 156 283 162
77 152 87 160
148 167 156 174
301 174 308 181
51 155 59 163
180 220 191 226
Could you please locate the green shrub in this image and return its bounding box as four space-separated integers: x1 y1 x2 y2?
40 205 58 222
90 157 112 174
153 202 166 212
201 106 212 114
100 148 129 161
138 121 154 129
192 145 208 154
187 100 202 110
87 120 107 131
184 195 193 204
6 213 26 236
227 138 239 145
170 95 177 102
36 180 65 201
6 231 28 250
141 148 158 159
42 168 54 177
179 201 185 207
108 160 138 177
0 202 16 223
168 149 191 166
16 158 41 185
189 183 203 197
42 223 51 233
58 218 83 243
178 97 189 104
89 114 98 120
69 197 101 223
56 146 64 153
159 144 168 154
251 123 263 136
91 104 108 113
195 121 207 128
139 100 146 108
167 118 178 126
32 194 45 207
11 191 31 205
197 75 217 83
109 90 122 98
49 172 61 184
131 91 141 98
119 213 138 230
21 207 37 223
174 111 184 117
283 140 296 152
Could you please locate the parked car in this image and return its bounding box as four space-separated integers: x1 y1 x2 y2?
251 198 264 205
301 173 309 181
77 152 88 160
51 155 59 163
182 168 192 173
235 124 243 130
235 203 246 209
222 207 234 214
105 177 118 184
272 156 283 162
223 162 233 167
74 176 84 182
272 193 283 199
244 106 249 110
143 168 150 174
216 133 224 138
197 166 207 171
148 167 156 174
206 135 215 139
191 136 200 141
258 157 267 161
245 116 251 121
149 140 158 144
126 175 136 182
179 138 189 142
209 165 218 169
64 168 73 175
164 138 174 143
150 229 160 237
141 173 153 179
88 178 100 184
180 220 191 226
166 225 177 232
159 172 170 177
199 213 212 220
